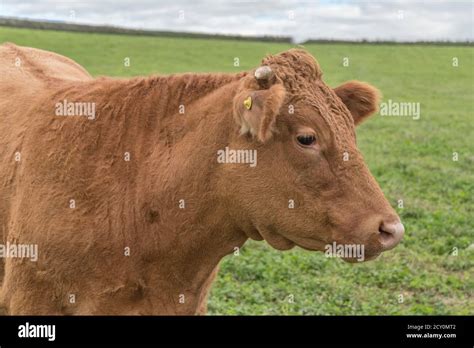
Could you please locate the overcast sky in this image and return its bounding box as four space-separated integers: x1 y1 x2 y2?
1 0 473 42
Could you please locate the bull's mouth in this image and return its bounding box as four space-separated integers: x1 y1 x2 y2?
253 225 384 263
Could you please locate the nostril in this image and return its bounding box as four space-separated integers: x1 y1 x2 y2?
379 220 405 250
379 229 393 242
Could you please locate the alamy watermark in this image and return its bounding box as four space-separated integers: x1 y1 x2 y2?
217 146 257 167
18 322 55 341
325 242 365 262
380 99 420 120
0 242 38 262
55 99 96 120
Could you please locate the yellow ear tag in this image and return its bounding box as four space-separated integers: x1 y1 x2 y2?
243 96 252 110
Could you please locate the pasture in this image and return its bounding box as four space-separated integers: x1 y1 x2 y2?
0 26 472 314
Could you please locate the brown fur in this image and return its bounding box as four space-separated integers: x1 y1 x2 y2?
0 44 402 315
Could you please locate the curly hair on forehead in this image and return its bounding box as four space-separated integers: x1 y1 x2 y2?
259 48 358 150
261 48 323 94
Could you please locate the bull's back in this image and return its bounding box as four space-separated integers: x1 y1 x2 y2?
0 42 92 109
0 42 92 83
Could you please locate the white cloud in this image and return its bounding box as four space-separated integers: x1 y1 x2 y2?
1 0 472 42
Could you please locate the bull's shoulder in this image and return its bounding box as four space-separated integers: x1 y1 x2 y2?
0 42 92 83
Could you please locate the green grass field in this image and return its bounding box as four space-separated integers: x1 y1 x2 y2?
1 27 472 315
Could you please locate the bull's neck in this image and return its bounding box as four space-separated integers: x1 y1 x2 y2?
125 73 249 312
120 71 246 125
91 72 246 156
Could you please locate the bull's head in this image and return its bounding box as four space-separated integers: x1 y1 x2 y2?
220 48 404 262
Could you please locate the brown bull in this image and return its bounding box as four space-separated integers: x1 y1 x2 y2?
0 43 403 314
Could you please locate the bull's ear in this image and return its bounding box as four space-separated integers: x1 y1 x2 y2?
233 76 286 143
334 81 381 126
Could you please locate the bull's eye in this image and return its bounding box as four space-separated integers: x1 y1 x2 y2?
297 134 316 146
